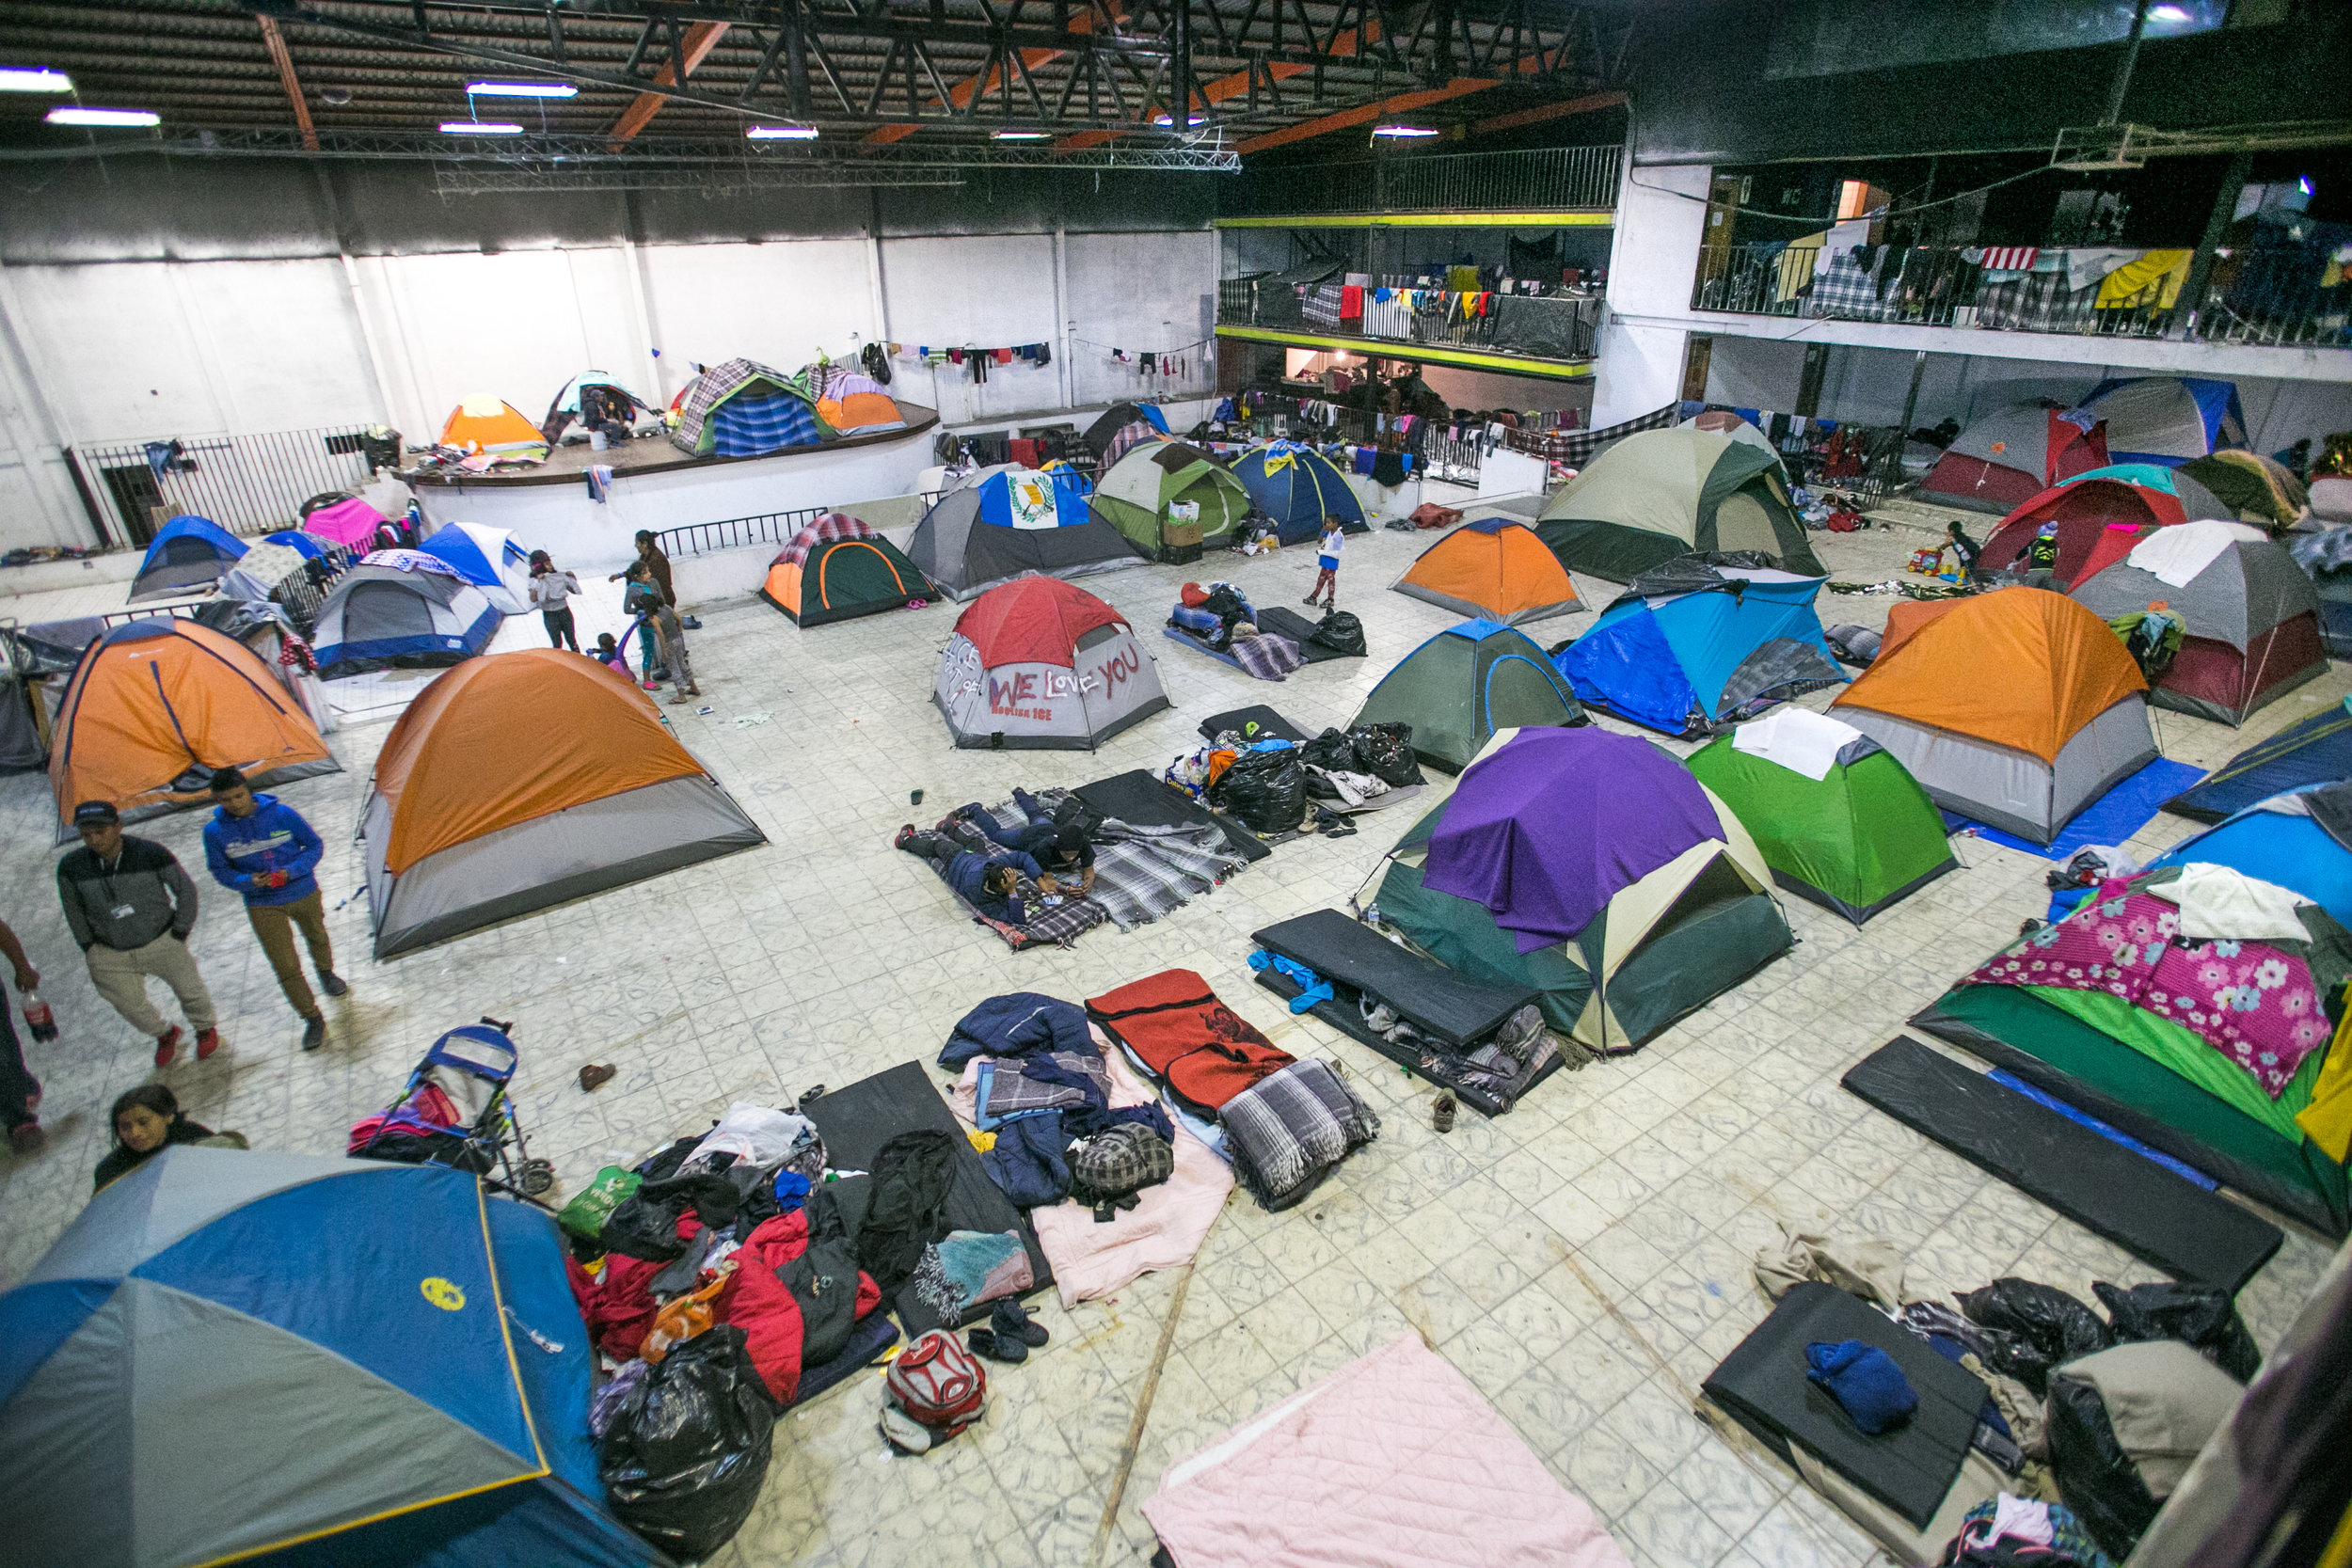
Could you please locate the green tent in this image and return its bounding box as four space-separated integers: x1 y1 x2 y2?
1684 712 1958 925
1089 441 1251 560
1536 426 1825 582
1347 620 1584 773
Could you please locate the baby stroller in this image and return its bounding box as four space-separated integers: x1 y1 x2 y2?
348 1018 554 1198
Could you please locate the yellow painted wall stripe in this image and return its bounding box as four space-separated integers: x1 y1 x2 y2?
1214 211 1614 229
1214 324 1594 379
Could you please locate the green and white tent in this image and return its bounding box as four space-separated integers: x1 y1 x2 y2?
1536 426 1824 582
1089 440 1251 560
1684 707 1958 925
1347 619 1585 773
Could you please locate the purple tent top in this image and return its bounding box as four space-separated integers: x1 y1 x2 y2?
1422 727 1724 952
302 497 388 548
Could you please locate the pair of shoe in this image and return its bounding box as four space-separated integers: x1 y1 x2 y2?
967 1300 1051 1364
894 824 918 848
154 1024 225 1066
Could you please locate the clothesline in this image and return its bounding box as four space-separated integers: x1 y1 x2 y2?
1071 333 1214 357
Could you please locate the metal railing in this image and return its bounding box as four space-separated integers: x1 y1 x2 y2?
1221 280 1601 363
1228 145 1622 216
67 424 382 547
1692 237 2345 348
654 493 956 561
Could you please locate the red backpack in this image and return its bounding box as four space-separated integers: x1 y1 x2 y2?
1086 970 1295 1114
887 1330 986 1437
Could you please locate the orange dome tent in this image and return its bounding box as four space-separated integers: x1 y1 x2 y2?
1391 519 1584 626
439 394 548 454
1832 588 2154 843
48 619 338 840
361 649 765 956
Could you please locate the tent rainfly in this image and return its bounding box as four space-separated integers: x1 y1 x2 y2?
1089 441 1252 561
1536 427 1824 582
2076 376 2248 467
439 395 548 455
1980 464 2235 588
2165 698 2352 824
758 514 927 626
416 521 532 614
1391 519 1583 626
1919 403 2109 513
362 648 765 956
1231 444 1367 544
934 574 1169 749
129 515 247 603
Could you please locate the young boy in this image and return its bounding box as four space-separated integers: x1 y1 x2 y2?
1945 520 1985 586
1306 515 1343 610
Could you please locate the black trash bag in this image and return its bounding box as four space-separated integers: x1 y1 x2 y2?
1308 610 1366 657
1348 722 1424 787
1957 1277 2113 1397
1297 727 1359 774
1211 746 1309 834
2044 1363 2158 1560
599 1324 779 1560
601 1190 695 1263
2093 1280 2262 1383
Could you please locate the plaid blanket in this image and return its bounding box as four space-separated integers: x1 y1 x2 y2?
776 512 876 566
920 817 1110 949
1550 403 1680 467
1221 1059 1380 1211
711 390 827 456
1809 246 1887 320
980 792 1248 931
1231 632 1305 681
984 1051 1112 1117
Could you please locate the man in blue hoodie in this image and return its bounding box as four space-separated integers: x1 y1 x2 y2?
202 768 346 1051
894 824 1041 927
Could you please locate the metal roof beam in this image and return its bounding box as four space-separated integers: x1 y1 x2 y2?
253 13 320 151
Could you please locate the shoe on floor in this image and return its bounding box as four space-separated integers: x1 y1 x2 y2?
9 1121 45 1156
154 1025 183 1069
895 824 917 848
993 1299 1051 1349
317 971 349 998
642 679 659 690
301 1015 326 1053
1302 593 1320 604
668 692 693 705
195 1027 222 1061
967 1327 1026 1365
579 1063 617 1093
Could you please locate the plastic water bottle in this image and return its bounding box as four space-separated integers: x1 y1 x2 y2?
22 991 56 1043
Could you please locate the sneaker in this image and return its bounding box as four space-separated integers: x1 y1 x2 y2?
993 1299 1051 1349
966 1327 1026 1365
154 1025 183 1068
1302 593 1320 604
317 971 350 998
895 824 917 848
8 1122 43 1157
195 1027 222 1061
301 1015 326 1052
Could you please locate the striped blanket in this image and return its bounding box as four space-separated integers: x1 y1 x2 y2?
976 792 1248 931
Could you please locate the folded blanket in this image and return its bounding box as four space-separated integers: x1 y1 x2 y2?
1229 631 1305 681
1221 1059 1381 1211
985 1051 1112 1117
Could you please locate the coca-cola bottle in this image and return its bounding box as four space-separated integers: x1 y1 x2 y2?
21 990 56 1043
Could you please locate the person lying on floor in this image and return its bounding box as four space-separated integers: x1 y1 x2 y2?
947 795 1098 899
895 826 1045 926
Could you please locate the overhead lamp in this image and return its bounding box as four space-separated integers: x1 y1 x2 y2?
1372 124 1439 137
441 120 524 135
746 125 819 140
0 67 73 93
993 130 1051 140
466 81 578 98
2147 4 2192 21
46 105 159 127
1152 113 1206 127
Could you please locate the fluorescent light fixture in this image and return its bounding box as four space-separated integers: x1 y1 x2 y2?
747 124 819 140
466 81 577 98
1152 113 1206 127
1372 124 1439 137
993 130 1050 140
2147 4 2191 20
2300 175 2315 197
0 67 72 93
440 120 524 135
46 105 158 127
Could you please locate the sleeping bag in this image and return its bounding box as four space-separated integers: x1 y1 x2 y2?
1086 970 1295 1114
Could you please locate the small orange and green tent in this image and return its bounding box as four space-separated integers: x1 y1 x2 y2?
1832 587 2154 843
362 648 763 955
48 619 338 839
1391 520 1583 626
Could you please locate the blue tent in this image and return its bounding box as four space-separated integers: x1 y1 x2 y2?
1552 559 1847 736
130 515 246 603
0 1148 658 1568
2079 376 2249 467
2142 784 2352 928
1232 443 1366 544
2166 698 2352 823
262 530 336 561
418 521 532 613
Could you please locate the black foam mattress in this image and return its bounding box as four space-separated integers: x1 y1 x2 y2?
1075 768 1270 863
1253 909 1536 1049
1197 705 1311 743
1703 1281 1985 1528
1843 1036 2283 1293
1251 607 1362 663
799 1060 1050 1324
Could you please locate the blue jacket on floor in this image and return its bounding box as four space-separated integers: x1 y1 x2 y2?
202 793 325 908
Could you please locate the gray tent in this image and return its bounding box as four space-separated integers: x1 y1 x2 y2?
907 464 1143 601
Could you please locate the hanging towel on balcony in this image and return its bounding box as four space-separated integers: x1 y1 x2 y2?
1810 247 1883 318
2095 248 2192 309
1339 285 1364 321
2062 245 2139 292
1965 245 2041 273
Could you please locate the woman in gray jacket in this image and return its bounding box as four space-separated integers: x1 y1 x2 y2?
529 549 582 651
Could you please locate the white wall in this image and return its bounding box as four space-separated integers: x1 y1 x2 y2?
0 221 1218 551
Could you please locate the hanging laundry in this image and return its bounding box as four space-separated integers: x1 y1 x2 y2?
584 465 614 504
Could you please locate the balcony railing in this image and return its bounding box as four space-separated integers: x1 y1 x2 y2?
1225 145 1622 217
1220 278 1603 363
1692 234 2346 348
67 424 388 548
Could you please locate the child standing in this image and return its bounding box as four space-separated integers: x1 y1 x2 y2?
529 550 582 651
1306 515 1343 610
593 632 632 677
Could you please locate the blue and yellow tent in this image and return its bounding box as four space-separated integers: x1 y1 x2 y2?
1553 558 1846 736
130 515 247 603
0 1148 658 1567
1232 442 1365 543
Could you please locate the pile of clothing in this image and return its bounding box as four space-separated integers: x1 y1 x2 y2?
1162 734 1312 835
1292 722 1423 808
1087 970 1380 1210
1168 580 1306 680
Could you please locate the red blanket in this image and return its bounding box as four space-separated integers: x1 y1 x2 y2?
1087 969 1294 1112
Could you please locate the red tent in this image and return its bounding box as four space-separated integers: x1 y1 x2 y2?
951 573 1128 668
1922 404 2107 513
1979 466 2229 588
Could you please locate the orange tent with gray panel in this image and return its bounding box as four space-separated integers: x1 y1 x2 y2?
757 513 927 626
47 618 339 843
360 648 765 956
1391 518 1583 626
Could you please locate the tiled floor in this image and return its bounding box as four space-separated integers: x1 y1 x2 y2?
1 499 2340 1568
